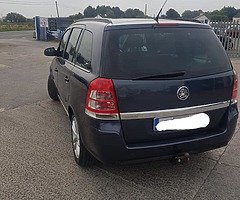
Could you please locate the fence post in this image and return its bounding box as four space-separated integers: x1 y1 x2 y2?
209 20 240 58
236 21 240 57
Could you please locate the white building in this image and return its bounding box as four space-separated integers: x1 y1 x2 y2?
194 13 210 24
95 15 102 19
233 12 240 23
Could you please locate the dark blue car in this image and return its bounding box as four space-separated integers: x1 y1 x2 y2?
44 18 238 167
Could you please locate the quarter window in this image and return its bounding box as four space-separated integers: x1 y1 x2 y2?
64 28 82 62
76 30 93 69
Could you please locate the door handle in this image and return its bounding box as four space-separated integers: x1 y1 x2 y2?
54 68 58 72
64 76 70 82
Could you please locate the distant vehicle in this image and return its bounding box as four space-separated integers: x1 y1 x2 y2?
44 18 238 167
46 30 55 40
52 29 64 39
226 25 240 38
33 29 64 40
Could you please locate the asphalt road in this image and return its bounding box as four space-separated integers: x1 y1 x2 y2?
0 31 240 200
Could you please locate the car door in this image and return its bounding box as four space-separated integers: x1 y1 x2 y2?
70 29 95 126
57 28 83 107
50 29 71 89
52 29 71 94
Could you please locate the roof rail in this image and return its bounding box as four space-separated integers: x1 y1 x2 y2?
74 18 112 24
169 18 202 24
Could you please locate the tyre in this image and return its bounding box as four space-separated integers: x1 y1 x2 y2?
71 116 95 167
47 75 59 101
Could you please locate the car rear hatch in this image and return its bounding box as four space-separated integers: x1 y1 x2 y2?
101 24 234 145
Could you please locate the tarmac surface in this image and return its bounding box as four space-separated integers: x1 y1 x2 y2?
0 30 240 199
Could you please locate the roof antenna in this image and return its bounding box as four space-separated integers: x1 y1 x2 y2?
155 0 168 23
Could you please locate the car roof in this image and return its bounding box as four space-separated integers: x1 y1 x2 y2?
73 18 209 27
108 18 203 26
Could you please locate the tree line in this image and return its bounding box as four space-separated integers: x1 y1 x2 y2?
181 7 240 21
70 6 240 22
2 6 147 23
3 6 240 23
69 5 147 20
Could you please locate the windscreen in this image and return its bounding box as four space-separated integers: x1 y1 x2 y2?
102 27 232 79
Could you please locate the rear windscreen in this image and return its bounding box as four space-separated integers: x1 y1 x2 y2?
102 27 232 79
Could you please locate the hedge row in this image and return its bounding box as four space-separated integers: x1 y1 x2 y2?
0 23 34 32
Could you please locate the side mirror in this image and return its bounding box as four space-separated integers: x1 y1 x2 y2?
44 47 57 56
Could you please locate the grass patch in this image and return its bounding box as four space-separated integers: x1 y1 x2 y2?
0 22 34 32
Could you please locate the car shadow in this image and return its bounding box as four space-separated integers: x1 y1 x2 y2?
90 151 219 198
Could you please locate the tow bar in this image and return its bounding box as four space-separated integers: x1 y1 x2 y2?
171 152 190 164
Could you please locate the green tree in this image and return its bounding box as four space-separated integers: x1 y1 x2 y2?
72 5 147 19
69 12 84 20
182 10 203 19
221 7 237 21
205 9 229 21
5 12 27 23
166 9 180 19
96 5 107 17
160 14 167 19
112 7 125 18
106 9 115 18
209 14 229 21
84 6 97 18
125 8 145 18
96 6 115 18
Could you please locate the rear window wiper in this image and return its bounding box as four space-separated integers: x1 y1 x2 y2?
132 71 186 80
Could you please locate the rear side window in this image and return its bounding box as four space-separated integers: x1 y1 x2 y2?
58 29 71 57
64 28 82 62
75 30 93 69
103 28 232 79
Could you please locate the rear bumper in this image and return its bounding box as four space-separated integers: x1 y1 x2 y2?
82 105 238 164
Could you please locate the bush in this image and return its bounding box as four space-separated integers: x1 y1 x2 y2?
0 22 34 32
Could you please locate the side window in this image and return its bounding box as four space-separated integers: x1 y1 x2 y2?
58 29 71 57
75 30 93 69
64 28 82 62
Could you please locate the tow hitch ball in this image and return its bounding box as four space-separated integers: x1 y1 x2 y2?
171 152 190 164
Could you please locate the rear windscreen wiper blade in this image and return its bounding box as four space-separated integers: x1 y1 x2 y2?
133 71 186 80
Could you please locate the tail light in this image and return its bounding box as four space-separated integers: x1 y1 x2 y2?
231 70 238 104
85 78 119 120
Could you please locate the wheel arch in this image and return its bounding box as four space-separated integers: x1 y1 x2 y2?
68 105 85 140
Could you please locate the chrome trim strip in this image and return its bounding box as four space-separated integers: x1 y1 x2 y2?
120 101 230 120
85 109 120 120
73 64 90 73
64 59 90 73
65 60 75 66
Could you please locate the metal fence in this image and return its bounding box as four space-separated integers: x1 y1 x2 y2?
210 21 240 57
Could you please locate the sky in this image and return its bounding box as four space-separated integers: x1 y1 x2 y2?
0 0 239 18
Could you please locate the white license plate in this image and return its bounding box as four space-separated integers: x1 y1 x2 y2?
154 113 210 132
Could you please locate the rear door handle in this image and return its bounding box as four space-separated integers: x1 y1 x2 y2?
64 76 69 82
54 68 58 72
